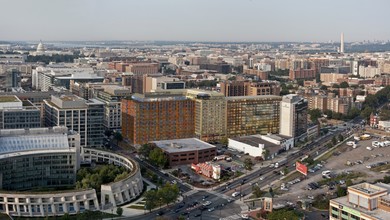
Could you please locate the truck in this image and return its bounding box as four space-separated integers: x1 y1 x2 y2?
275 158 287 168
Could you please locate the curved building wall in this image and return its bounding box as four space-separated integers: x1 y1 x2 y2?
82 148 143 208
0 148 143 217
0 150 77 191
0 189 99 217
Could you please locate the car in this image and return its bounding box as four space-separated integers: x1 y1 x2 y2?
227 198 233 203
232 192 241 197
308 195 314 200
208 207 215 212
286 201 294 206
339 180 345 185
202 195 209 200
269 163 275 168
322 170 331 176
203 201 212 206
367 147 373 151
156 211 164 216
194 213 202 217
259 176 265 181
171 180 177 184
174 209 180 213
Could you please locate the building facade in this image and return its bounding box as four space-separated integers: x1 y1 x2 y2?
44 95 104 147
122 93 195 145
186 90 226 142
226 96 281 137
280 94 308 141
0 126 80 191
330 182 390 220
0 96 41 129
151 138 216 166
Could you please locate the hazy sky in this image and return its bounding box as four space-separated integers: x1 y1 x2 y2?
1 0 390 42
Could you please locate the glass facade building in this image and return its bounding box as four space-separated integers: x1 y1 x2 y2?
226 96 282 137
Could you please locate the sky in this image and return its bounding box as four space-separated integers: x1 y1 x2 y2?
1 0 390 42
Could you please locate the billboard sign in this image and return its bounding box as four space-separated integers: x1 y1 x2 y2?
296 161 308 176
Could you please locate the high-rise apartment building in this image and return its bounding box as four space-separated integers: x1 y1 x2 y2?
226 96 281 137
280 94 308 140
44 95 104 147
121 92 195 145
186 90 226 142
0 96 41 129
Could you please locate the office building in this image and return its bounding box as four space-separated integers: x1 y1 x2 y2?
0 95 41 129
32 66 103 91
0 126 80 191
144 75 185 92
124 63 159 74
43 95 104 147
280 94 308 141
122 92 195 145
0 68 20 92
95 85 132 131
220 81 280 97
330 182 390 220
226 96 281 137
151 138 216 166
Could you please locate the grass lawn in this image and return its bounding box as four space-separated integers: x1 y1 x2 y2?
372 164 390 172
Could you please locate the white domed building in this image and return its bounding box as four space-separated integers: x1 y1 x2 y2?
36 41 45 53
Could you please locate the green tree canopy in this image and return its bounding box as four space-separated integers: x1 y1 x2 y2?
339 81 349 88
149 148 168 168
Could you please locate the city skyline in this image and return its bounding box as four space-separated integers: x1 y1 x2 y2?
1 0 390 42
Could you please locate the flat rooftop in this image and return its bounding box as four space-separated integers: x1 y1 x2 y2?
331 195 389 220
230 135 281 155
152 138 216 153
0 95 20 103
225 95 282 101
350 183 387 195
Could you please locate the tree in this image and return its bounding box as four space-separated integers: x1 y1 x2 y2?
361 107 373 120
267 208 302 220
379 109 390 121
332 136 337 145
139 144 154 158
116 207 123 216
252 186 265 198
336 185 347 197
113 132 123 145
177 215 186 220
339 81 349 88
332 84 340 88
320 85 328 91
159 183 180 206
282 167 289 176
308 109 322 123
61 213 70 220
346 179 353 187
244 158 254 170
338 134 344 142
220 136 229 146
149 148 168 168
144 190 159 212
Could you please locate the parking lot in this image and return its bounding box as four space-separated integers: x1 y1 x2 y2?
275 134 390 206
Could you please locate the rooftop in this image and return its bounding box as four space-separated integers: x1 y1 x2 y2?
230 135 281 155
0 95 20 103
152 138 216 153
331 194 390 220
350 183 387 195
226 95 282 101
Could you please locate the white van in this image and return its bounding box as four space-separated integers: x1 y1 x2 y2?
366 147 373 151
322 170 331 176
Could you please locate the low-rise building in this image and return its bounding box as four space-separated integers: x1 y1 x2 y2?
330 182 390 220
228 134 293 159
0 95 41 129
191 162 221 180
151 138 216 166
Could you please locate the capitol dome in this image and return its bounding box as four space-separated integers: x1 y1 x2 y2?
36 41 45 52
